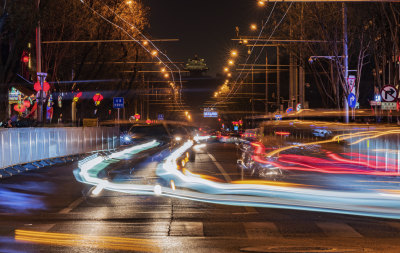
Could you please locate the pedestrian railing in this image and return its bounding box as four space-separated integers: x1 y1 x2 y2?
0 126 119 169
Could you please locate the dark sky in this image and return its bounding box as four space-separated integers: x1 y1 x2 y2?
144 0 263 76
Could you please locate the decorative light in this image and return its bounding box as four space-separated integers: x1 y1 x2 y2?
92 93 103 106
34 81 50 92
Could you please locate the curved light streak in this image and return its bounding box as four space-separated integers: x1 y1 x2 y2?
75 140 400 220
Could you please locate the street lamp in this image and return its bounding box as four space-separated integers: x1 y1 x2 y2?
250 24 257 31
223 67 229 72
230 50 238 57
151 50 158 56
258 1 265 7
228 60 234 66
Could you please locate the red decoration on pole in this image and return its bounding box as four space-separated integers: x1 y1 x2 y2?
23 100 31 108
14 104 26 113
93 93 103 106
134 113 141 120
34 81 50 92
22 56 29 63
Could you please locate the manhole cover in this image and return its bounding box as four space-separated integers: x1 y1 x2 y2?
240 246 361 253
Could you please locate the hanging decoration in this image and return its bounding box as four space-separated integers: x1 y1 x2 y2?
34 81 50 92
134 113 141 121
93 93 103 106
73 92 82 102
58 94 62 108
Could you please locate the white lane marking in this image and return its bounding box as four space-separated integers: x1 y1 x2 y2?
207 153 232 182
244 222 281 238
316 222 362 238
58 196 85 214
169 222 204 236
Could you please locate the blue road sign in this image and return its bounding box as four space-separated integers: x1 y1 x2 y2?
348 93 356 108
158 114 164 120
113 97 124 109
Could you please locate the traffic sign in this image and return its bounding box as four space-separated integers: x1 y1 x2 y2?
380 85 398 102
347 75 356 94
158 114 164 120
113 97 124 109
348 93 356 108
381 102 397 110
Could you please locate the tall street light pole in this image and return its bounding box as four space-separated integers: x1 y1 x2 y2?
342 2 349 123
36 0 46 124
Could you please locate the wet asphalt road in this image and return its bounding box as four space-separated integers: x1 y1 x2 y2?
1 143 400 252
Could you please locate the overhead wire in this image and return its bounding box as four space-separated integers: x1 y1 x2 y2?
213 2 293 108
78 0 186 111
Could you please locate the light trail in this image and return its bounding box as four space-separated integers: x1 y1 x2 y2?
15 229 160 252
75 139 400 220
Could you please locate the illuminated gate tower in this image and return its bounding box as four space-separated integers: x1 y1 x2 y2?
184 55 209 77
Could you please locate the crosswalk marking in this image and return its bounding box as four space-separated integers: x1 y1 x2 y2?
169 222 203 236
316 222 362 238
244 222 281 238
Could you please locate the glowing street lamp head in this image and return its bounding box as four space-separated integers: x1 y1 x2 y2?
164 73 169 78
126 0 133 5
161 68 166 72
231 50 238 57
142 40 149 46
223 67 229 72
258 1 265 7
250 24 257 31
151 50 158 56
228 60 234 66
227 73 232 77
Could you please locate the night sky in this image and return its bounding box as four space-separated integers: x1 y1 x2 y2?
144 0 263 77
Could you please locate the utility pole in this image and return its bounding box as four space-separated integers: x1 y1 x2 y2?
343 3 349 123
277 46 281 110
36 0 46 124
265 52 269 114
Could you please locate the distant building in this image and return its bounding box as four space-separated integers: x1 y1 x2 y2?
184 55 208 76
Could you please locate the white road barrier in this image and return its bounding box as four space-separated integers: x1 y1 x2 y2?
0 127 119 169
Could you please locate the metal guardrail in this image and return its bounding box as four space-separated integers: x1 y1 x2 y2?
0 127 119 169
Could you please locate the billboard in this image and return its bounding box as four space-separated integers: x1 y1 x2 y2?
204 108 218 118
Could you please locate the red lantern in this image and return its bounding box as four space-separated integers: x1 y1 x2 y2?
23 100 31 108
14 104 26 113
93 93 103 106
146 119 151 124
34 81 50 92
22 56 29 63
134 113 141 120
73 92 82 102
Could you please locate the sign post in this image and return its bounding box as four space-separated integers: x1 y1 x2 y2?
113 97 124 123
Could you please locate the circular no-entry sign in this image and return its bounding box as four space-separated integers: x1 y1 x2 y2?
380 85 398 102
